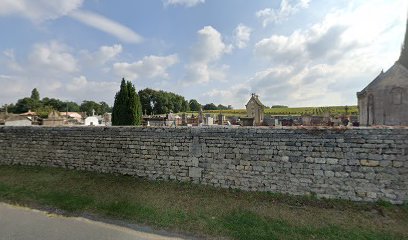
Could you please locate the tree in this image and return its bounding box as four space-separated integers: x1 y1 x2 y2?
1 103 15 113
217 104 228 110
36 105 55 118
138 88 189 115
65 101 81 112
79 101 110 116
13 97 35 113
182 100 190 112
98 101 112 115
138 88 156 115
112 79 128 125
30 88 43 111
112 78 142 126
203 103 218 110
126 81 142 125
31 88 40 101
189 99 201 111
153 92 169 114
42 98 64 111
80 101 101 116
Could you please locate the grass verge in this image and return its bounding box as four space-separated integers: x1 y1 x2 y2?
0 165 406 240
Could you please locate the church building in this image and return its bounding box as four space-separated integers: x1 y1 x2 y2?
357 19 408 126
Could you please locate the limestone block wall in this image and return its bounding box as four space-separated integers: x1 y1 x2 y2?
0 126 407 204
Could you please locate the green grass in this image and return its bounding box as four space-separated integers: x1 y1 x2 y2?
0 165 406 240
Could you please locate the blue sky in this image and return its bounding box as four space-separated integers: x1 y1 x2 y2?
0 0 407 108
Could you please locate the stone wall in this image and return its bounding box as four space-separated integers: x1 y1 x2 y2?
0 126 407 204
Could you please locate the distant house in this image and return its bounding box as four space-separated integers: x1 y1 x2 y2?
0 112 32 126
357 19 408 126
4 115 32 126
244 93 265 126
61 112 84 124
19 110 37 117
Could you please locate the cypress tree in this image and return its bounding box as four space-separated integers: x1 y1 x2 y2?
127 81 143 125
112 78 127 125
112 78 142 126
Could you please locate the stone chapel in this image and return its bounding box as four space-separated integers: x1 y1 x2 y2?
357 19 408 126
245 93 265 126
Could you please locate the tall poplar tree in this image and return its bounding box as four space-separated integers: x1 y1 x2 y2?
112 78 142 126
31 88 40 101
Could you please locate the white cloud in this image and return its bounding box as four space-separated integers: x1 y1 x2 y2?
29 41 78 73
66 75 87 91
99 45 123 62
222 0 408 107
0 0 83 22
3 49 23 72
256 0 310 27
255 30 307 64
0 75 29 104
164 0 205 8
0 42 128 105
234 24 252 49
81 44 123 66
254 10 373 65
203 64 338 108
203 82 250 107
113 54 179 80
0 1 142 44
183 26 231 84
255 1 406 66
193 26 231 63
184 63 229 84
65 75 118 103
70 10 142 44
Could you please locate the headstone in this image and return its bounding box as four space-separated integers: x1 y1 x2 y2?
205 116 214 125
198 108 203 124
323 112 331 125
302 116 312 126
275 119 282 128
181 113 187 125
218 114 225 125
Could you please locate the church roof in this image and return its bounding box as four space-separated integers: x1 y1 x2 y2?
358 62 408 97
398 18 408 69
246 94 266 108
358 17 408 97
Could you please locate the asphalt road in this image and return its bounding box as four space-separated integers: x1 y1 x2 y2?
0 203 186 240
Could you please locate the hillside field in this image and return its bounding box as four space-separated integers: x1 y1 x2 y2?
186 106 358 117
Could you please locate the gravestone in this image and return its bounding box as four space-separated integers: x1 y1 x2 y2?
198 108 203 124
181 113 187 126
218 114 225 125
